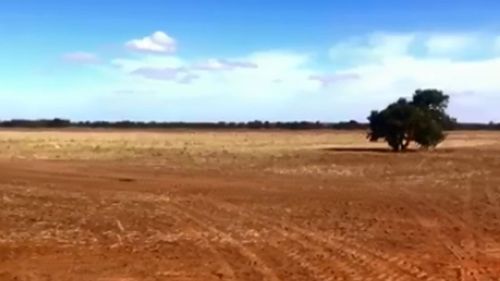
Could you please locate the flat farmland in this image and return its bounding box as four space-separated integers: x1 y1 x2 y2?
1 130 500 281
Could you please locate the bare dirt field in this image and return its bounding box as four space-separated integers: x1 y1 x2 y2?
1 130 500 281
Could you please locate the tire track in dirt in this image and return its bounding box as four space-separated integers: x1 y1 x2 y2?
398 184 487 281
401 199 468 280
186 195 441 281
159 204 237 281
392 154 483 281
167 201 282 281
172 198 360 281
170 202 343 281
482 184 500 258
460 184 481 281
466 183 500 279
259 242 341 281
173 197 373 281
274 219 433 281
463 182 500 280
433 185 491 281
265 229 373 281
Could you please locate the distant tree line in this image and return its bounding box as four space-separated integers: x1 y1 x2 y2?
0 119 366 130
0 118 498 130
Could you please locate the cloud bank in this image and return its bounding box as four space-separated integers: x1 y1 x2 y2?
48 31 500 122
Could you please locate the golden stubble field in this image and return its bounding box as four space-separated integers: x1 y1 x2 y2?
1 129 500 281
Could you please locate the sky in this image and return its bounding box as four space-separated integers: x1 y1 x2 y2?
1 0 500 122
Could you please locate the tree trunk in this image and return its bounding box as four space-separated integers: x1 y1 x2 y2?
402 138 411 150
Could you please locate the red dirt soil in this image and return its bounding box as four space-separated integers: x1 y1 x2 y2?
1 131 500 281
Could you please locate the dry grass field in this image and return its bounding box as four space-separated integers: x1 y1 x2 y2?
1 129 500 281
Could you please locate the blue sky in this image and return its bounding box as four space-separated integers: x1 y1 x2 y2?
1 0 500 122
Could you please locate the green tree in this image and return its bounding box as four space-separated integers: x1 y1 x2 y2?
368 89 452 151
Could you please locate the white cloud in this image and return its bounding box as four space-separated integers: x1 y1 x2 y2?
59 31 500 122
62 52 100 64
126 31 177 54
193 59 258 71
98 50 319 102
329 33 416 65
248 51 311 70
129 66 199 84
425 34 476 56
495 36 500 52
111 56 185 72
309 73 360 87
324 33 500 121
178 73 200 84
131 67 185 81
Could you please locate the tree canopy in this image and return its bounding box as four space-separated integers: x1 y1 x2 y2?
368 89 453 151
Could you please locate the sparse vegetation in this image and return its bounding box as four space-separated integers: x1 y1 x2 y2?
1 130 500 280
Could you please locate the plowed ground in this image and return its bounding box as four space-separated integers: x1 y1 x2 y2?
0 130 500 281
